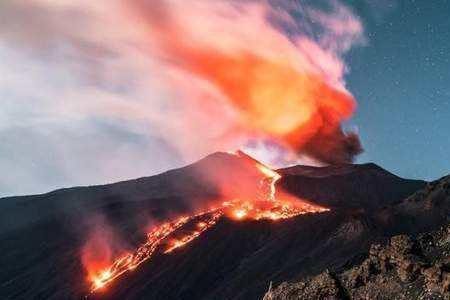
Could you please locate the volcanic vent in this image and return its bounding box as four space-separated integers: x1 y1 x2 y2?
86 151 329 293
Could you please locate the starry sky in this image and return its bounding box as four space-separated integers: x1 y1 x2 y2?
345 0 450 180
0 0 449 197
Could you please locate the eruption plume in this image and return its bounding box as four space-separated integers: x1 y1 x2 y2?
129 0 364 164
0 0 366 196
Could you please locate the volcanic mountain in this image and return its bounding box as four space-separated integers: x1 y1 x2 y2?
0 152 449 300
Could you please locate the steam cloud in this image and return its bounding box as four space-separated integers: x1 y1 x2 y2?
0 0 365 195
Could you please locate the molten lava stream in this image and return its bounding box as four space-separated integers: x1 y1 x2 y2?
88 210 223 292
87 160 329 293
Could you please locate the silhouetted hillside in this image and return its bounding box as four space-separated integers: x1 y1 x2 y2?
1 152 444 300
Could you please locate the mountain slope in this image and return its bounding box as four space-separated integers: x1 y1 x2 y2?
279 163 425 210
92 175 448 300
0 153 436 300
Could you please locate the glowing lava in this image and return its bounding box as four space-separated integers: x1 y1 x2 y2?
86 155 328 293
233 209 247 219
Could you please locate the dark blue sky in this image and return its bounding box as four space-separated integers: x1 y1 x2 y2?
345 0 450 180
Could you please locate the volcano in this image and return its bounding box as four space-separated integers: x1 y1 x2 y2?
1 152 449 300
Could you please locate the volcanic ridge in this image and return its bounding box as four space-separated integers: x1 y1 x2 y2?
0 152 449 300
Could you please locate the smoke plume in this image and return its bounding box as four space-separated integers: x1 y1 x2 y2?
0 0 365 194
127 0 364 164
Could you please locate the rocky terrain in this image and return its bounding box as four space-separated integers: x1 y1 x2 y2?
265 176 450 300
0 152 448 300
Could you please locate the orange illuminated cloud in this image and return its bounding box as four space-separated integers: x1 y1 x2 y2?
130 0 363 164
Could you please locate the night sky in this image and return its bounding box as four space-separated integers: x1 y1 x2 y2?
0 0 449 196
345 0 450 180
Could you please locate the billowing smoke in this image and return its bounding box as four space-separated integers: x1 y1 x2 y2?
0 0 364 194
127 0 364 164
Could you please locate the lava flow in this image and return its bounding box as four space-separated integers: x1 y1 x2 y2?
87 153 329 293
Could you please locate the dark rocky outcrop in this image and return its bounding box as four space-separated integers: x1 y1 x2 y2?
265 176 450 300
265 224 450 300
279 163 426 210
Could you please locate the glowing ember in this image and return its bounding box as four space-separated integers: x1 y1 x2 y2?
256 164 281 182
233 209 247 219
86 157 329 293
164 211 223 254
256 163 281 201
197 222 206 228
223 198 327 221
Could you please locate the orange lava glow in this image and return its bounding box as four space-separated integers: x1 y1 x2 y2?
86 158 329 293
256 164 282 182
233 209 247 219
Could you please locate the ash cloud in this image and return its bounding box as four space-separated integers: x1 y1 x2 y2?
0 0 365 195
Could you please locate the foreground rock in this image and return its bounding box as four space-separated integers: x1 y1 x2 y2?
264 177 450 300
